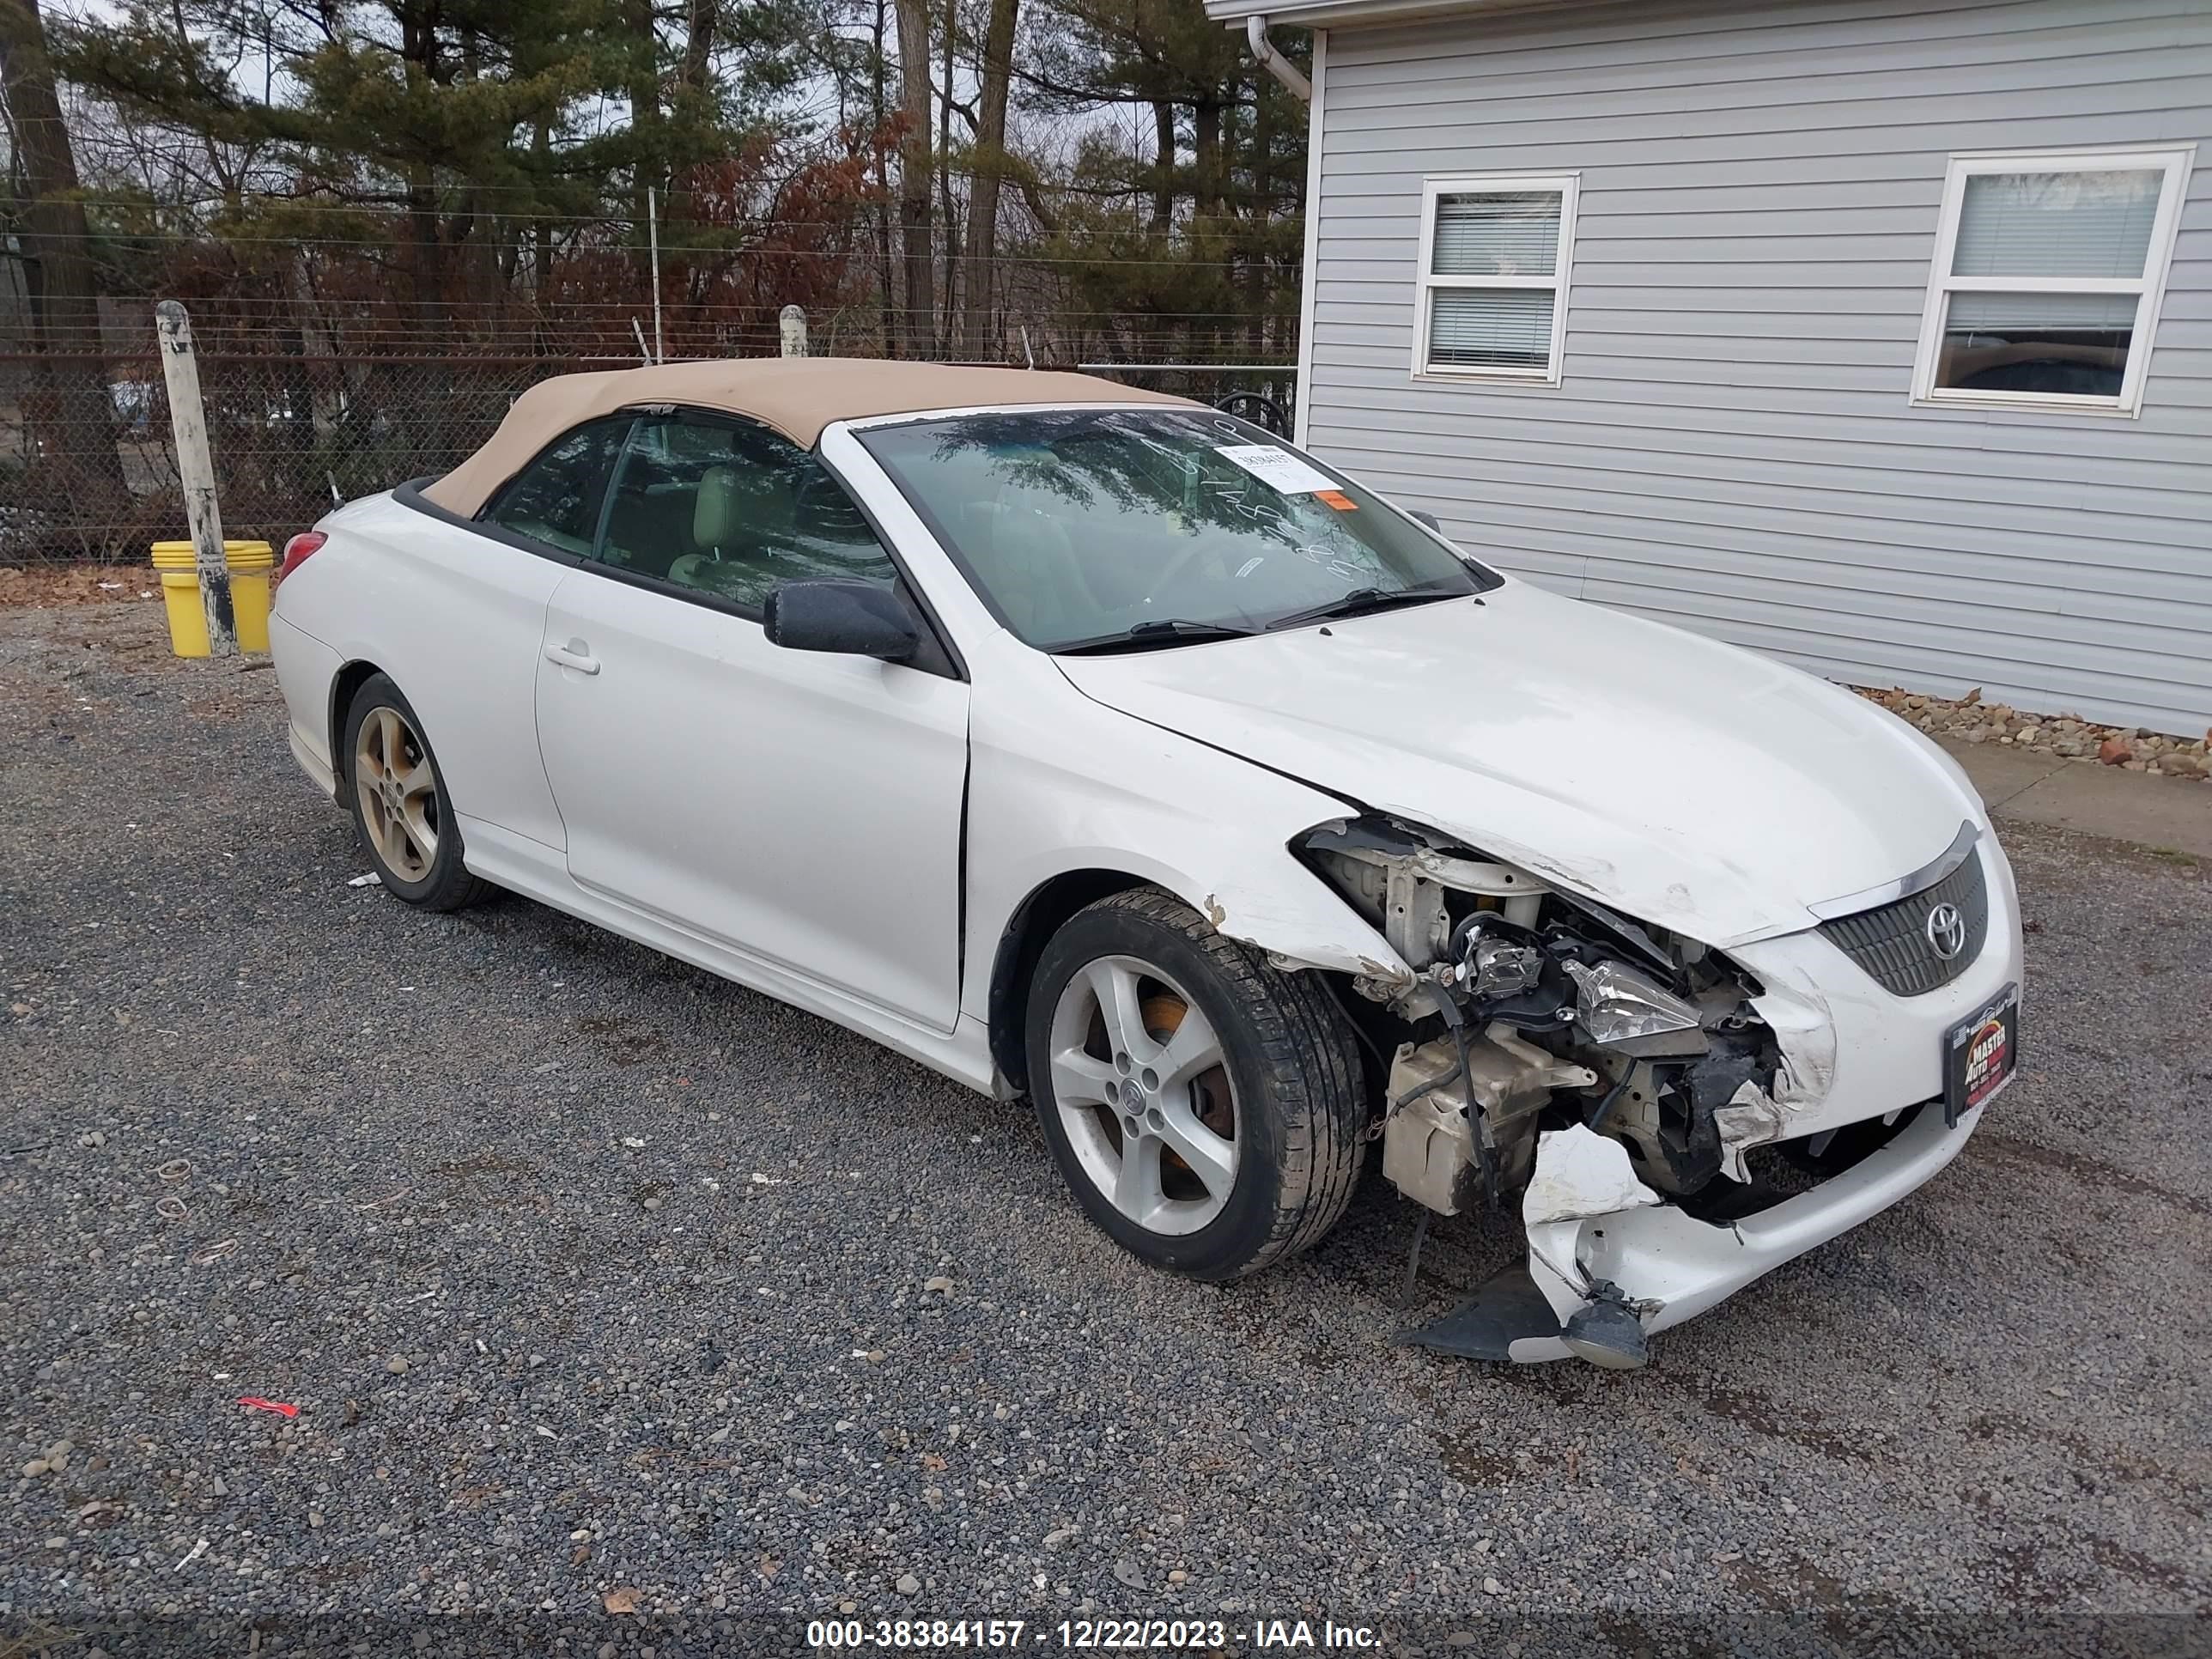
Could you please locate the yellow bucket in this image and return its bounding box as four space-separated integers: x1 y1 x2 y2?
151 540 274 657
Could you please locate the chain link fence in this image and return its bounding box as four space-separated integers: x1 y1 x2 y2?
0 295 1297 565
0 343 582 561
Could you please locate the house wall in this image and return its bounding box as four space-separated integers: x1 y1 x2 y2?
1304 0 2212 735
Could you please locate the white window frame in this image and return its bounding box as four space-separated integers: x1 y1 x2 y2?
1911 145 2195 418
1413 173 1579 386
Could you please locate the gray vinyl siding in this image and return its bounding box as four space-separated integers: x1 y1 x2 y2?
1304 0 2212 736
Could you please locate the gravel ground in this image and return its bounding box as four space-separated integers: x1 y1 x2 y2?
3 600 2207 1656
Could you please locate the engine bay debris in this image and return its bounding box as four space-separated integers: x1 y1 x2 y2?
1304 812 1925 1370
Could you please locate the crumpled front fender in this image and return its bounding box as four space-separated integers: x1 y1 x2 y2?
961 670 1419 1030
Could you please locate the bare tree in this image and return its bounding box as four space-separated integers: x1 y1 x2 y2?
959 0 1018 359
936 0 956 346
624 0 663 283
679 0 718 89
870 0 897 358
894 0 933 357
1149 100 1172 232
0 0 126 512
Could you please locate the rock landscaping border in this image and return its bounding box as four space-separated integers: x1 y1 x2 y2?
1852 684 2210 783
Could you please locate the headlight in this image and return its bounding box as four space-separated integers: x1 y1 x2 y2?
1562 959 1703 1044
1464 925 1545 996
1293 813 1750 1038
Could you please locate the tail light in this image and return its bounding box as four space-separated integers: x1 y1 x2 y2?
271 532 325 597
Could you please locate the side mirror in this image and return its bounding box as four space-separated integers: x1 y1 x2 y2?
1410 509 1442 531
763 579 921 661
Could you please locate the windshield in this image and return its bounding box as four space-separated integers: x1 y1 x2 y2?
855 408 1496 651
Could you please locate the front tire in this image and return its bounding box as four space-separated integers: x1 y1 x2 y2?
1024 887 1366 1281
342 673 490 912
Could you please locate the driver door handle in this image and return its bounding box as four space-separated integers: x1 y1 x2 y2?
544 639 601 676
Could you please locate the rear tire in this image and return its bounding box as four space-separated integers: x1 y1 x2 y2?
1024 886 1366 1281
342 673 491 913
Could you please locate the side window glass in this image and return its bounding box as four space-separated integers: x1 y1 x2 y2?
599 416 896 610
481 418 629 555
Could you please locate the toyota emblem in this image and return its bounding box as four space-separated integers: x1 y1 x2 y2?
1924 902 1968 961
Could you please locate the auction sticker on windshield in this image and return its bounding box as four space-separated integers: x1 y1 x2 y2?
1215 444 1337 495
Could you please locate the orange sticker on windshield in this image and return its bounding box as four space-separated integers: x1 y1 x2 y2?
1315 489 1358 511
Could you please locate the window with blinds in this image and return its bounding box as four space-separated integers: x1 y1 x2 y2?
1415 177 1578 382
1913 149 2193 415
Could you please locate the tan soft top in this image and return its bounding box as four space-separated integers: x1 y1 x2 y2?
420 357 1197 517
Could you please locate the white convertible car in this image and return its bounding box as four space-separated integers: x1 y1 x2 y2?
269 359 2022 1368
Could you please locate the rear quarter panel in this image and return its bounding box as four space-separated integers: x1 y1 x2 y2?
268 611 343 793
274 490 572 853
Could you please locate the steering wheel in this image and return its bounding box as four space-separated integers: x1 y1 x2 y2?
1141 538 1283 622
1212 391 1288 434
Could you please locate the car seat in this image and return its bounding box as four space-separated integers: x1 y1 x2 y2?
665 465 749 594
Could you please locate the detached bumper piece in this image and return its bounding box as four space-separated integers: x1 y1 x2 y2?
1399 1262 1561 1364
1403 1103 1984 1369
1402 1267 1650 1369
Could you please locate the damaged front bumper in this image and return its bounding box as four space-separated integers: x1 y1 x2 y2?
1395 830 2024 1367
1412 1098 1984 1365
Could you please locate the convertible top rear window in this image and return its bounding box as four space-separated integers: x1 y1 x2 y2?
480 416 632 555
858 409 1495 651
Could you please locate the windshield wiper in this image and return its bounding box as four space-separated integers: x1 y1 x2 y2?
1054 617 1261 656
1264 582 1471 632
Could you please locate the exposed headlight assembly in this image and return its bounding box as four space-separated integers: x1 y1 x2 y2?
1296 814 1747 1053
1562 958 1704 1045
1466 929 1545 998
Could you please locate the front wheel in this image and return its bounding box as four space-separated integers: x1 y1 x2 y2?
1024 887 1367 1281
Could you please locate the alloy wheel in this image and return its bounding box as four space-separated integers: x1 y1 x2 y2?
1046 955 1240 1235
353 704 439 882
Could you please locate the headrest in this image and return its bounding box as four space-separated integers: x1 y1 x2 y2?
693 465 740 549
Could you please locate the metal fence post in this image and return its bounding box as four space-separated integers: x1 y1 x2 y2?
780 305 808 359
155 300 235 656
